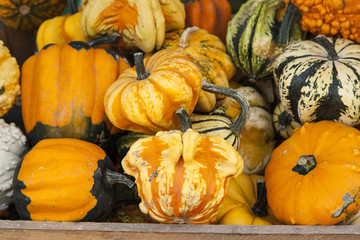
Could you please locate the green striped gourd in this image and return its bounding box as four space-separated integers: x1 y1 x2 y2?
273 35 360 127
272 103 301 139
226 0 304 82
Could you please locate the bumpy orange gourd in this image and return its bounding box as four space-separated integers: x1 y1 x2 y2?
184 0 232 43
104 49 202 134
122 107 244 224
284 0 360 43
265 121 360 225
161 27 236 112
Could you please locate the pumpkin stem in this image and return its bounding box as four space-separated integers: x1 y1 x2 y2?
201 79 250 135
175 107 192 133
87 32 122 48
278 108 293 132
292 155 317 175
252 178 268 217
278 0 302 45
67 0 78 15
106 169 135 188
313 35 339 60
134 52 150 80
178 26 199 48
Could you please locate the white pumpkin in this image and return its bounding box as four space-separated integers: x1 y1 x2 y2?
0 119 27 210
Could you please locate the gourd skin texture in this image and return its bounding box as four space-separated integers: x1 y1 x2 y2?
13 138 114 222
273 36 360 126
161 28 236 112
122 129 244 224
104 49 202 134
215 174 279 225
21 42 119 148
219 85 275 174
0 119 27 211
0 41 20 118
265 121 360 225
284 0 360 43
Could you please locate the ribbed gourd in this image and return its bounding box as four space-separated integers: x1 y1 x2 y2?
226 0 305 82
273 35 360 127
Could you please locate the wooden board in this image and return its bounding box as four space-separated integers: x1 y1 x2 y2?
0 221 360 240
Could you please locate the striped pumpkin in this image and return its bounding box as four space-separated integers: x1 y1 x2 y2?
0 0 67 31
273 35 360 126
226 0 304 82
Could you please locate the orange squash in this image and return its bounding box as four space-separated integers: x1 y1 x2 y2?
104 50 202 134
21 41 119 148
265 121 360 225
122 107 244 224
184 0 232 43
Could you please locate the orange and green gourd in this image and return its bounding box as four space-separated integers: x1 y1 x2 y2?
21 40 119 148
284 0 360 43
0 0 67 31
13 138 134 222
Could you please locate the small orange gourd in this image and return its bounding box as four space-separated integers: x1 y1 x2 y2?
265 121 360 225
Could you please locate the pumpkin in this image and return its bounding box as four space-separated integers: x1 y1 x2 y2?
273 35 360 127
80 0 185 54
122 107 244 224
218 84 275 174
13 138 134 222
0 119 27 211
273 103 302 139
184 0 232 43
215 173 280 225
161 27 236 112
284 0 360 43
265 121 360 225
104 50 202 134
226 0 305 83
36 2 91 51
0 40 21 118
0 0 67 31
21 41 119 148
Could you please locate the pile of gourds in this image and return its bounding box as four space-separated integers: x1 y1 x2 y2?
0 0 360 226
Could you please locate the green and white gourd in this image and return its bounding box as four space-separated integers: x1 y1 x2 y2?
273 35 360 126
226 0 304 82
0 119 27 210
272 103 302 139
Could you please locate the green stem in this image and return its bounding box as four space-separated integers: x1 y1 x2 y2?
87 33 122 48
106 169 135 188
278 0 302 45
292 155 316 175
175 107 192 133
201 79 250 135
314 35 339 60
134 52 150 80
251 178 268 217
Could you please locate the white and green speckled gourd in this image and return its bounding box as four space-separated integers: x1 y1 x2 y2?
273 35 360 126
0 119 27 210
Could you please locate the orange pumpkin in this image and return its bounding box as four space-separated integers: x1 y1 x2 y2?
104 49 202 134
184 0 232 43
265 121 360 225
